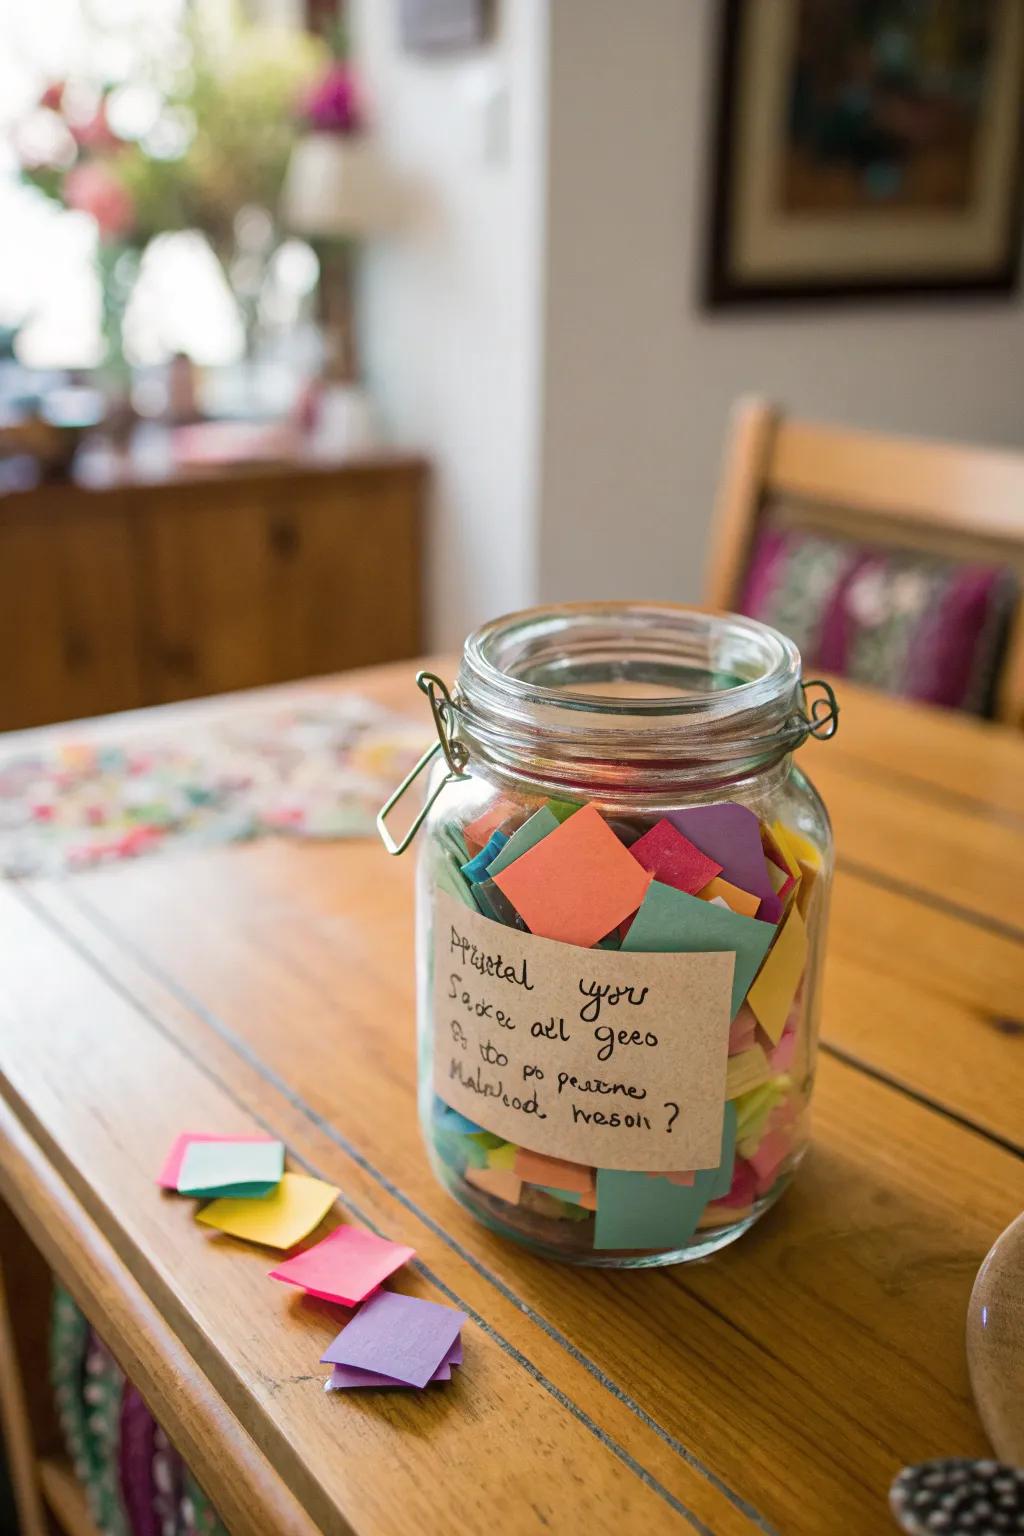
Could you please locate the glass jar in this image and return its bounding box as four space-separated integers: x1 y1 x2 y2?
381 603 836 1267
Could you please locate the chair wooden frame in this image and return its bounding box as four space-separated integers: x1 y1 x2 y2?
704 398 1024 727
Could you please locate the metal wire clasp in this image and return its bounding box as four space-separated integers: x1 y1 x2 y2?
376 671 470 856
800 678 840 740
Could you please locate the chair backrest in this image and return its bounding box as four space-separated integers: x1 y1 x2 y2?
704 398 1024 726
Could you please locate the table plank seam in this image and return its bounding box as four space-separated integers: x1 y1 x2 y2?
815 1040 1024 1161
14 880 775 1536
819 750 1024 832
835 856 1024 945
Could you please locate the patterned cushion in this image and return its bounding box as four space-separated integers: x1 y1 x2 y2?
738 524 1019 716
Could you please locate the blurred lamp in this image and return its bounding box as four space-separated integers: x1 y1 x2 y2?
281 136 399 388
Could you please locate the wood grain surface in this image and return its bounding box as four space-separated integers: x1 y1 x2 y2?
2 664 1023 1536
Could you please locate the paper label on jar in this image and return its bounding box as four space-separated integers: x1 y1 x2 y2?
432 890 735 1172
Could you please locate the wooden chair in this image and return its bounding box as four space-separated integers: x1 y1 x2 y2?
704 398 1024 727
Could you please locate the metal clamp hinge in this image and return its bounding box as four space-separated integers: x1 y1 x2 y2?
376 671 470 856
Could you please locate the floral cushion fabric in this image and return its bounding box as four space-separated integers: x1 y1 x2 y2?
738 523 1018 716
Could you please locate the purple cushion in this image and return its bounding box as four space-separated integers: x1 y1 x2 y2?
738 523 1018 715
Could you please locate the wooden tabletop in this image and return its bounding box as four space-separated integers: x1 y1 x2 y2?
1 662 1023 1536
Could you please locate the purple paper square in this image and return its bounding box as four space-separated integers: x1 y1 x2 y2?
320 1291 466 1389
668 804 774 902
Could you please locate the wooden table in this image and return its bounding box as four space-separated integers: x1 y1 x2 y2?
1 665 1023 1536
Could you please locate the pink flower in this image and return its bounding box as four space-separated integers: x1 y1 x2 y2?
71 100 119 152
64 162 135 242
39 81 65 111
301 64 362 134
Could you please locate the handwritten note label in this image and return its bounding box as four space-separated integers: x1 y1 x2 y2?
432 890 734 1171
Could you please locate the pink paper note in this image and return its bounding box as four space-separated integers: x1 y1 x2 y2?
628 819 721 896
492 804 652 949
269 1224 415 1307
156 1131 274 1190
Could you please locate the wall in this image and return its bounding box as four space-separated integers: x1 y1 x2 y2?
537 0 1024 608
351 0 548 649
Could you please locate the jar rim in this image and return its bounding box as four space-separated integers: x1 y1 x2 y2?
452 603 808 793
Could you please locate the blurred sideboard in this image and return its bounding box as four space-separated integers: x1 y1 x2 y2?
0 456 425 731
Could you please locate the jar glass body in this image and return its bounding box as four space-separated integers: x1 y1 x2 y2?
413 604 833 1267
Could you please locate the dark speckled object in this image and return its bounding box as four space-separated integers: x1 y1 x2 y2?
890 1459 1024 1533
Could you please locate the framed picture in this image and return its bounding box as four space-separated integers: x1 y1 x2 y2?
398 0 491 53
705 0 1024 305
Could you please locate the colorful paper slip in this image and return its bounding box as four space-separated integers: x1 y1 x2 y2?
697 876 760 919
176 1139 284 1199
594 1102 735 1248
485 806 561 877
668 803 775 903
156 1131 275 1190
491 803 652 949
321 1290 466 1390
465 1165 523 1203
461 830 509 884
463 799 516 854
325 1338 462 1391
726 1044 772 1099
513 1148 595 1196
196 1172 338 1250
747 905 808 1045
621 881 773 1017
268 1224 415 1306
627 819 721 895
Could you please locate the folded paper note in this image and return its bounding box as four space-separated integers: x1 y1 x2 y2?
156 1131 275 1190
485 806 561 877
492 803 653 949
697 876 760 919
628 819 722 896
321 1290 466 1390
621 881 772 1018
669 803 775 904
748 905 808 1045
196 1172 338 1250
268 1224 415 1306
325 1338 462 1391
176 1138 284 1199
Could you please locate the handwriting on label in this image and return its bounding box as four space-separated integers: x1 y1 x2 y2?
431 891 734 1172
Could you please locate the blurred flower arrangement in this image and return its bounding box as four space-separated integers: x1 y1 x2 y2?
10 5 335 375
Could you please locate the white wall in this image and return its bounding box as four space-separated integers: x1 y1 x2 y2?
351 0 548 649
354 0 1024 643
538 0 1024 608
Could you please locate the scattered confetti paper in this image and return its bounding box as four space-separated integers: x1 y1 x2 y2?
325 1337 462 1391
196 1172 338 1250
321 1290 466 1390
0 695 422 878
492 804 652 948
156 1131 275 1190
176 1139 284 1199
268 1225 415 1306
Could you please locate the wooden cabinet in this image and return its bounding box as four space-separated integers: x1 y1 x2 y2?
0 458 425 729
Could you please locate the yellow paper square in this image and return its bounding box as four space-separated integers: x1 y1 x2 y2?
748 905 808 1045
196 1171 338 1250
725 1044 772 1099
486 1142 518 1171
773 820 820 872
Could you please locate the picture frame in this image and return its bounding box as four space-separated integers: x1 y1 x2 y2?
705 0 1024 306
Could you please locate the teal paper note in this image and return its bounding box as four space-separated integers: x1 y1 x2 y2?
708 1101 737 1200
440 822 470 864
486 806 560 876
621 881 772 1017
176 1138 284 1198
594 1170 709 1250
436 852 476 910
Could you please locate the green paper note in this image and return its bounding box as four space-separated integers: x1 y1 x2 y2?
177 1138 284 1198
547 799 580 823
622 881 773 1017
486 806 561 876
436 851 476 910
